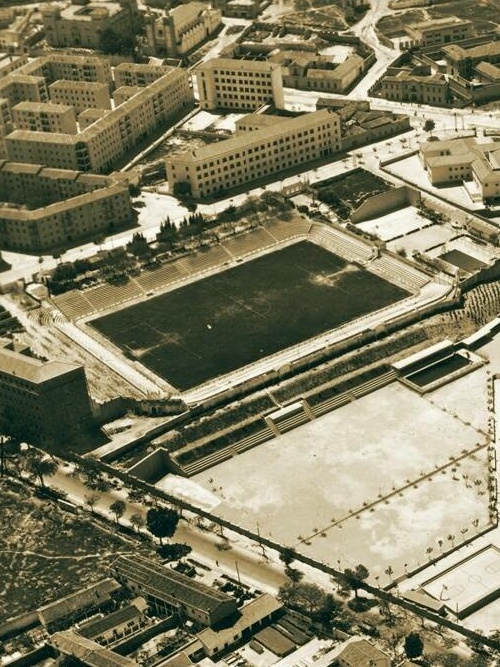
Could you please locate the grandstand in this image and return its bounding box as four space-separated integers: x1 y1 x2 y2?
368 254 431 292
309 223 373 264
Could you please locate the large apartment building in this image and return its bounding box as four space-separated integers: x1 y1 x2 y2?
144 2 222 57
21 54 113 86
0 338 93 446
5 66 193 172
11 101 77 134
41 0 139 49
48 80 112 115
195 58 284 111
166 109 341 198
0 161 133 253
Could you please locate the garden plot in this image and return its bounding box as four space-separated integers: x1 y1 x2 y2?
193 380 491 580
356 206 431 242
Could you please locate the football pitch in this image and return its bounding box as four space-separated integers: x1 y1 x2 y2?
91 241 409 390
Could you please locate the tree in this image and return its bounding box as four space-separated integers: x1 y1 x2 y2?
311 594 341 626
84 492 100 514
341 564 369 598
25 449 58 487
130 513 145 533
279 547 297 567
278 582 327 615
173 181 192 198
110 500 126 524
405 632 424 659
424 119 435 134
146 507 179 544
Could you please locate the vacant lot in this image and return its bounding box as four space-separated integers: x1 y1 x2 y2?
0 479 135 622
91 242 408 390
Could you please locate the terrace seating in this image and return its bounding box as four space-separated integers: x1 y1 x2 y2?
51 290 95 320
223 228 276 259
311 369 397 418
368 255 431 293
135 263 183 291
181 426 275 476
265 219 311 242
84 280 143 312
310 224 373 263
175 246 231 277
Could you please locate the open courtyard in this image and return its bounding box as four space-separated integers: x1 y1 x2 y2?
91 241 408 390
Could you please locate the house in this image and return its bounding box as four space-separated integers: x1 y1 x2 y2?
337 639 390 667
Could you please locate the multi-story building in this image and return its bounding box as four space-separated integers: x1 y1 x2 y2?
11 101 77 134
21 54 113 87
113 62 170 87
5 67 193 173
48 80 112 116
0 73 48 107
166 109 341 198
0 161 133 253
113 555 238 626
443 41 500 77
379 69 450 105
195 58 284 111
420 136 500 202
144 2 222 57
401 17 473 49
0 54 29 78
271 50 365 94
0 338 94 446
41 0 139 50
0 8 34 52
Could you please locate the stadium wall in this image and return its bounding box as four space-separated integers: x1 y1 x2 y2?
351 186 421 223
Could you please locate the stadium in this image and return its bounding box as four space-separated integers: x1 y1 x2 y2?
51 217 453 404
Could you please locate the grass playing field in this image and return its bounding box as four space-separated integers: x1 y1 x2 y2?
91 241 409 390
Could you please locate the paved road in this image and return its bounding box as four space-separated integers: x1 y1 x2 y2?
49 464 288 594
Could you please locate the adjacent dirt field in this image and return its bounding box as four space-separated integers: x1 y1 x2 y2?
91 242 408 390
193 376 491 581
0 479 137 622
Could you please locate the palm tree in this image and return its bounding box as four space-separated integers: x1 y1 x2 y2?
447 533 455 547
130 513 145 533
25 449 58 487
110 500 126 524
385 565 394 583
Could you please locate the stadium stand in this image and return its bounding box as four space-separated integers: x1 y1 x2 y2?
265 219 311 242
222 227 276 259
309 224 373 264
51 290 96 320
367 255 431 292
